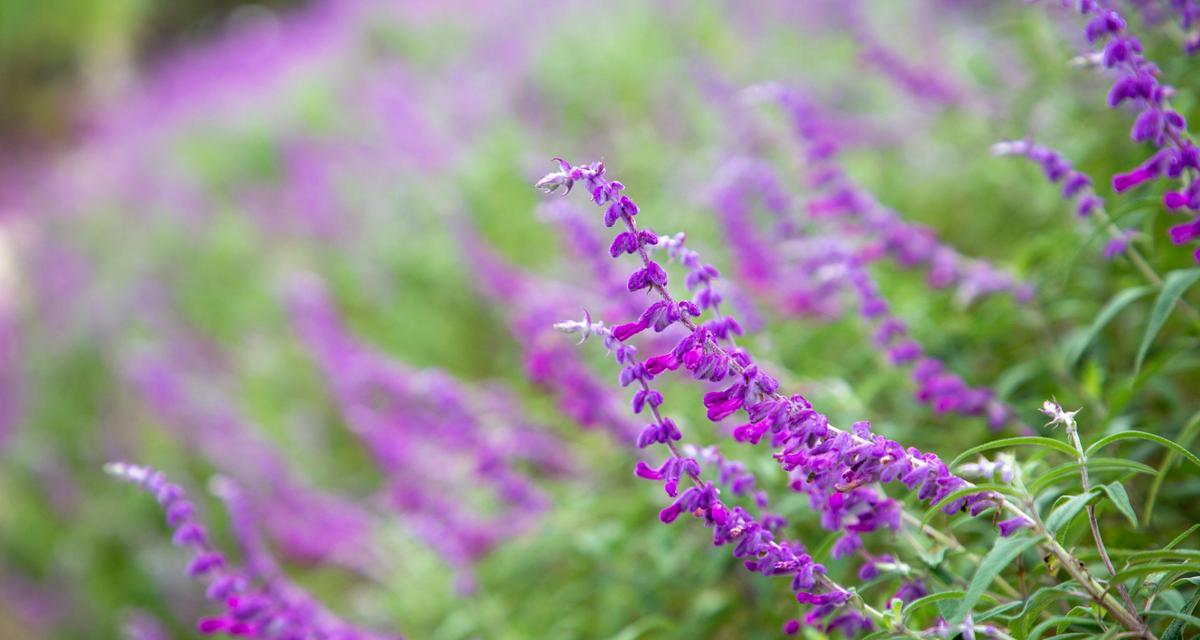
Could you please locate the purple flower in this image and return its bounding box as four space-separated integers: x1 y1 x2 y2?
1048 1 1200 262
105 463 399 639
998 515 1034 538
539 158 1007 630
775 88 1032 304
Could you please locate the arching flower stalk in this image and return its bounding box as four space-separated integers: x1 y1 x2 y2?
538 158 1154 638
105 463 400 639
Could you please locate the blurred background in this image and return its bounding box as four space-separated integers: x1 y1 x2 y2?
2 0 1199 638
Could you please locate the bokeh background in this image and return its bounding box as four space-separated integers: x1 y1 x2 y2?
2 0 1199 638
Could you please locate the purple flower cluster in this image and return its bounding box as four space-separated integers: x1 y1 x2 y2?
711 155 1016 428
709 157 792 293
558 317 856 630
683 444 773 515
1127 0 1200 53
287 276 561 592
848 250 1016 429
1057 1 1200 261
105 463 398 639
843 0 963 105
124 346 376 572
775 89 1034 305
991 139 1139 261
991 139 1102 217
539 158 1000 630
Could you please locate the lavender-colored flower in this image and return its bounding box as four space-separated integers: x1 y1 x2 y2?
125 346 376 573
710 155 1017 429
772 88 1034 304
992 139 1137 259
842 0 963 105
892 579 929 604
554 316 854 618
991 140 1102 217
998 515 1035 538
1048 1 1200 261
1103 228 1137 260
539 158 1005 630
287 275 559 592
105 462 399 639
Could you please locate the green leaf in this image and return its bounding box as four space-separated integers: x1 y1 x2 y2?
1045 490 1101 532
949 437 1078 468
951 535 1039 624
976 601 1023 622
1167 525 1200 551
1109 563 1200 585
1067 285 1153 367
1146 411 1200 525
1136 268 1200 372
1028 458 1157 496
1085 430 1200 473
1123 550 1200 563
994 360 1041 399
1007 586 1086 639
1101 482 1137 528
1151 609 1200 637
902 591 964 621
1161 588 1200 640
1028 616 1100 640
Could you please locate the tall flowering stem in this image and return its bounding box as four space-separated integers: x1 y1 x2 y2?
772 89 1034 306
287 277 559 592
711 156 1019 429
538 158 1154 638
1046 1 1200 263
105 463 399 639
992 138 1200 323
551 313 876 635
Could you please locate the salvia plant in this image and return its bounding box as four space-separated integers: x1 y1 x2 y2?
2 0 1200 639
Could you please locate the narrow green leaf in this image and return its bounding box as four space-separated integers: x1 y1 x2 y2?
1085 430 1200 473
1045 490 1100 532
1161 588 1200 640
1109 563 1200 585
1028 616 1100 640
950 437 1078 468
811 530 840 563
994 360 1041 398
1008 586 1085 639
1028 458 1156 496
1101 482 1137 528
976 601 1023 622
1067 285 1152 366
1136 268 1200 372
1147 411 1200 525
1167 525 1200 551
951 535 1039 624
1150 609 1200 636
902 591 964 620
1124 550 1200 563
